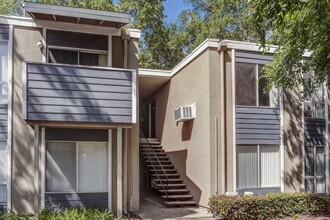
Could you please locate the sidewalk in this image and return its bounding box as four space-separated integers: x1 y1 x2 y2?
136 191 214 220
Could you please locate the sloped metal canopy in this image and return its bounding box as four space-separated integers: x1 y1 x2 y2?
24 2 131 28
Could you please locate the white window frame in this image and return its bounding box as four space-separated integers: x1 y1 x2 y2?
0 39 9 105
236 144 281 190
46 46 108 66
304 144 326 193
45 141 109 194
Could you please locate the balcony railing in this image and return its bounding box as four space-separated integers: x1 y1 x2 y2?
22 62 136 124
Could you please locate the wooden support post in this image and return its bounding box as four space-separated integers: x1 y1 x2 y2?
117 127 123 218
33 125 40 215
108 129 112 209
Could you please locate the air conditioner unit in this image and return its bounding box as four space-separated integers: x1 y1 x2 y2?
173 103 196 122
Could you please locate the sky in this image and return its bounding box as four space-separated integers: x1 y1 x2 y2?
163 0 188 22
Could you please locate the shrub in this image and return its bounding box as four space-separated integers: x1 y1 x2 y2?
0 208 116 220
209 193 330 220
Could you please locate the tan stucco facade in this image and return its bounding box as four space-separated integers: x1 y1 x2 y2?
12 27 43 213
9 24 140 214
150 49 219 206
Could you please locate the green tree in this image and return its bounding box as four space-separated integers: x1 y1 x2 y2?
175 0 253 54
248 0 330 90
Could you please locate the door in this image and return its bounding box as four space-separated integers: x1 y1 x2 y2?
149 100 156 138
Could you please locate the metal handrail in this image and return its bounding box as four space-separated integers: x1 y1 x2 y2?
140 130 169 200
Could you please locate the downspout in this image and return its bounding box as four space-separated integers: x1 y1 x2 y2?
218 41 228 194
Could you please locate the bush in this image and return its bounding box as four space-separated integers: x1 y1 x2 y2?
209 193 330 220
0 208 116 220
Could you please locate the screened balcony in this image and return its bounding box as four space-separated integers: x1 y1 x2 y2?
22 62 136 124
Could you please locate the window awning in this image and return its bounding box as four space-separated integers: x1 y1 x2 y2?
23 2 131 28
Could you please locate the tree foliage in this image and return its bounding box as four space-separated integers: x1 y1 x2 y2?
249 0 330 90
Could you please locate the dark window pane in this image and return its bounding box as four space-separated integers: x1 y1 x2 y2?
258 65 270 106
305 146 314 177
236 63 256 106
305 179 314 193
79 52 99 66
46 142 76 192
48 49 78 65
316 147 325 176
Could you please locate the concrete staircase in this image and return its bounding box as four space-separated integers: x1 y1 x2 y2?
140 138 197 207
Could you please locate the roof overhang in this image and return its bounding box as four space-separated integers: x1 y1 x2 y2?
23 1 131 28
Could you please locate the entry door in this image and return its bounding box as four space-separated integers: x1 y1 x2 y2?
149 100 156 138
304 145 326 193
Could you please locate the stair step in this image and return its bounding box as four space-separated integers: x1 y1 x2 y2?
150 169 177 173
159 189 190 193
164 201 197 206
140 141 161 145
140 138 159 142
147 160 171 165
156 183 186 188
152 174 180 177
142 149 164 152
140 145 163 149
155 179 183 182
162 195 193 199
144 156 169 160
142 152 167 156
147 165 174 168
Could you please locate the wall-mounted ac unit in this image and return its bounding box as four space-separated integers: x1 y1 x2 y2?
173 103 196 122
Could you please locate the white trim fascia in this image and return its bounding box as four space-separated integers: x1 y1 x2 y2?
6 24 13 211
138 69 171 78
24 2 131 24
280 88 285 192
0 15 121 36
232 49 237 193
138 39 219 78
128 29 141 39
171 39 219 77
132 70 137 124
222 39 312 57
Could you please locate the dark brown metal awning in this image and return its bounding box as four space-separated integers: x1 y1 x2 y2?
24 2 131 28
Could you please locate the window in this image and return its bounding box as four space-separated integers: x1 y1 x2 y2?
236 63 278 107
0 141 7 205
46 142 108 193
304 145 325 193
303 79 325 118
48 48 107 67
237 145 280 189
0 41 8 104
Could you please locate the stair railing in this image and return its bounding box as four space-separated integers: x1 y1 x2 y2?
140 130 169 200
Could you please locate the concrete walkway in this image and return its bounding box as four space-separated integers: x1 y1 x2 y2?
137 191 214 220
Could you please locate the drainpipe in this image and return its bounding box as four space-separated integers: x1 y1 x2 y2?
218 41 228 194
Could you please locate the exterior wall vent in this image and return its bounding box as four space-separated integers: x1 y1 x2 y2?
174 103 196 122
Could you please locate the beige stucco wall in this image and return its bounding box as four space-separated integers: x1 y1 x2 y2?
12 27 43 214
283 88 303 192
151 49 214 206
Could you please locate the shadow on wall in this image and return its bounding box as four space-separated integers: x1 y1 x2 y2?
283 90 303 191
154 82 170 141
181 120 194 142
167 150 202 204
